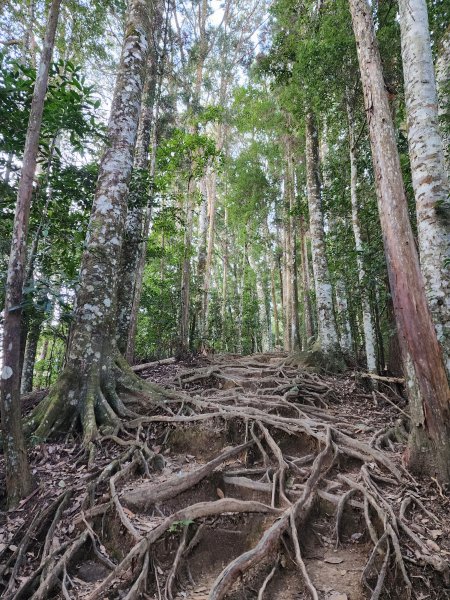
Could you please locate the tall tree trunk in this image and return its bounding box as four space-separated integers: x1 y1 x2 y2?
1 0 61 507
346 98 377 373
194 178 210 346
271 266 280 347
300 216 314 345
320 130 352 353
436 26 450 173
248 253 271 353
305 112 339 352
116 69 157 354
248 254 269 352
179 177 195 356
201 169 217 337
349 0 450 481
282 137 300 351
236 243 246 355
20 318 42 394
221 206 229 350
24 0 37 66
177 0 208 356
25 0 154 446
399 0 450 378
334 280 352 353
287 140 301 351
282 204 292 351
126 88 162 363
117 0 164 358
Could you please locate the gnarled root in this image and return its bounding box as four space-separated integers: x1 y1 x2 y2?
7 352 449 600
23 346 183 446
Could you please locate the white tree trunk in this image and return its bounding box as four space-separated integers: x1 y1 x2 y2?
320 130 353 353
399 0 450 377
436 26 450 173
248 254 271 353
200 168 217 339
300 216 315 345
179 178 195 355
334 280 353 353
305 112 339 352
347 98 377 373
221 206 229 349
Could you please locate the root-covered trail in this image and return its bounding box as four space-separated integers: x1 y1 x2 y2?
1 353 449 600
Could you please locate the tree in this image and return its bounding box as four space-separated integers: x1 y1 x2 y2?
349 0 450 481
116 0 165 360
436 26 450 171
346 95 377 374
23 0 157 446
305 112 339 353
1 0 61 507
398 0 450 378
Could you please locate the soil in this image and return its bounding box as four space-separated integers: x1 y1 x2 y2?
1 352 449 600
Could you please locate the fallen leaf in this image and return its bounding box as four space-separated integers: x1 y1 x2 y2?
216 488 225 499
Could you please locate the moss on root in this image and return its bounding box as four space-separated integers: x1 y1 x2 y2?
24 348 173 446
286 343 347 374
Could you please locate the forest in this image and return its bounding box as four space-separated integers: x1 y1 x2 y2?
0 0 449 598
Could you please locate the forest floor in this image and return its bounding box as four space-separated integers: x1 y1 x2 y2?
1 352 450 600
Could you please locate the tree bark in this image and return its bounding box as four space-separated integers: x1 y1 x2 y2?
320 129 352 353
221 206 229 350
436 26 450 173
305 112 339 352
116 69 157 354
117 0 164 358
349 0 450 481
281 135 301 352
178 177 195 356
346 97 377 373
24 0 154 446
201 170 217 337
1 0 61 507
248 253 271 353
282 206 292 351
236 242 246 355
20 318 42 394
194 177 210 346
398 0 450 378
299 216 315 345
271 266 280 347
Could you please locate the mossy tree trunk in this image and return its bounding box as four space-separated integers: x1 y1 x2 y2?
116 0 165 359
346 95 377 374
25 0 156 446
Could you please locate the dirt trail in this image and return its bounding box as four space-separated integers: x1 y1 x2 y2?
1 352 449 600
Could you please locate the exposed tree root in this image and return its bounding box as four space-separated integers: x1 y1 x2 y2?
22 346 183 445
4 352 449 600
